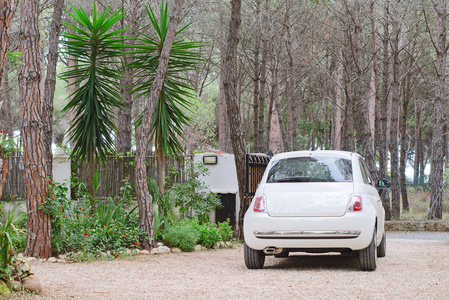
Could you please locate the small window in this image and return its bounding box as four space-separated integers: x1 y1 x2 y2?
359 158 373 185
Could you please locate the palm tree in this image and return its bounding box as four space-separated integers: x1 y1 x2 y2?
60 4 128 202
131 4 202 192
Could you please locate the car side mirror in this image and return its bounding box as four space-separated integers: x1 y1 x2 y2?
377 179 391 189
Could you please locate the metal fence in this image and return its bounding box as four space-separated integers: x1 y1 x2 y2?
3 155 187 200
245 153 272 197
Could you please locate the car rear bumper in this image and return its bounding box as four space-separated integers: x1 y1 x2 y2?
244 213 376 251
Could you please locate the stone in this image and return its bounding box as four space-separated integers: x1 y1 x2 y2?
140 250 150 255
126 249 132 255
219 241 226 248
194 245 202 251
22 275 42 294
156 242 164 247
171 247 181 253
225 242 233 248
47 257 57 263
16 257 31 274
0 280 11 295
8 280 22 292
27 257 37 263
17 253 24 258
101 252 108 258
58 254 67 260
57 259 66 263
157 246 171 254
150 248 160 255
132 249 140 255
106 251 111 256
201 246 207 251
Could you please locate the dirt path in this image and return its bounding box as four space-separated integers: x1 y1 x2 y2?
9 239 449 299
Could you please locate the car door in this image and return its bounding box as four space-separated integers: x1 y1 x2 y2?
358 158 385 241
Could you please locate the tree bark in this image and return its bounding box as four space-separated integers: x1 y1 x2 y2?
252 0 261 153
0 0 16 88
19 0 52 258
379 0 391 220
413 103 421 187
135 0 184 249
42 0 64 178
429 0 447 219
332 48 343 150
222 0 247 238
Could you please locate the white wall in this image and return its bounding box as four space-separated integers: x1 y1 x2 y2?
193 153 240 226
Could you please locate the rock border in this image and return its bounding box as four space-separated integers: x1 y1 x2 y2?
386 220 449 232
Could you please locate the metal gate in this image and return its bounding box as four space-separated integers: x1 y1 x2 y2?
245 153 272 197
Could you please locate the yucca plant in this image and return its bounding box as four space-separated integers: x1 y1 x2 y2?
131 3 202 192
0 210 26 282
60 4 128 201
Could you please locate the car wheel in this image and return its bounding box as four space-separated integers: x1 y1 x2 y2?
377 231 386 257
244 242 265 269
274 249 289 258
359 229 377 271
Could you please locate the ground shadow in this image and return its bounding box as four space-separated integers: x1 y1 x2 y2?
263 253 360 271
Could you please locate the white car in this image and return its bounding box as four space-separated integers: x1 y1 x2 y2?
243 150 390 271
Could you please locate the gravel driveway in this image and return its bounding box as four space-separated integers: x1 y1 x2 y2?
12 236 449 299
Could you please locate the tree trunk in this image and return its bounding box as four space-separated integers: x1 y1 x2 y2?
332 49 343 150
222 0 247 238
135 0 184 249
219 12 232 153
413 103 421 187
0 0 16 88
389 1 401 218
429 0 447 219
379 0 391 220
1 68 13 138
19 0 52 258
0 144 8 200
42 0 64 178
252 0 261 153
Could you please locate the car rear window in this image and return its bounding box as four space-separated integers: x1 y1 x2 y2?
266 156 353 183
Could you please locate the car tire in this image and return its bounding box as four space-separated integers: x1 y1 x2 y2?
377 231 386 257
359 229 377 271
274 250 289 258
244 242 265 269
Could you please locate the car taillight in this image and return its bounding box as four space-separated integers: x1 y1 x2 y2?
347 194 363 212
253 196 267 213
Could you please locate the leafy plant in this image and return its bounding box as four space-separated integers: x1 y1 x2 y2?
170 161 221 223
0 210 27 283
60 3 128 201
218 218 234 242
163 224 199 252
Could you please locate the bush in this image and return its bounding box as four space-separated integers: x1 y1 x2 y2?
45 180 147 255
182 218 223 248
218 219 234 242
163 224 200 252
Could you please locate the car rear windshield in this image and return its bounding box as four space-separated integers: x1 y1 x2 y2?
266 156 353 183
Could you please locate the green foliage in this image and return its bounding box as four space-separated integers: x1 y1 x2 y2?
0 131 19 156
44 180 146 255
218 218 234 242
60 3 128 164
131 3 202 158
170 161 221 222
183 218 221 248
0 210 27 282
163 223 200 252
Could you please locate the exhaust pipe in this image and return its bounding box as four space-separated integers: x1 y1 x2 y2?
263 247 283 255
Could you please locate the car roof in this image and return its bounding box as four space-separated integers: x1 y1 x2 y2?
271 150 355 160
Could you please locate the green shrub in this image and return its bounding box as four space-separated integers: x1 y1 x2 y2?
218 219 234 241
163 224 200 252
45 180 147 255
182 218 222 248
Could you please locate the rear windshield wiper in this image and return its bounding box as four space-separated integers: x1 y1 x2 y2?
276 176 311 182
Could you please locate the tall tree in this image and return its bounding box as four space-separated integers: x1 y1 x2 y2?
428 0 447 219
61 4 127 202
222 0 247 238
43 0 65 177
19 0 52 258
133 0 185 249
0 0 16 200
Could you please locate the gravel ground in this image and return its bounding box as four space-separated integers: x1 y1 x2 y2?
6 237 449 299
